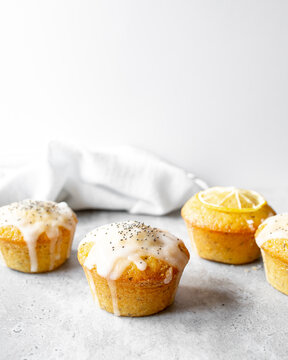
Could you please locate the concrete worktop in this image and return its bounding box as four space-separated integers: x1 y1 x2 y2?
1 187 288 360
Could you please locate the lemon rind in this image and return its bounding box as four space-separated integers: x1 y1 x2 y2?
197 188 267 213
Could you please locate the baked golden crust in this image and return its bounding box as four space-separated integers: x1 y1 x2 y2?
181 194 275 234
78 235 189 316
261 250 288 295
186 225 260 264
254 215 288 295
83 266 181 317
256 222 288 264
262 240 288 263
78 240 189 284
181 190 275 264
0 224 75 273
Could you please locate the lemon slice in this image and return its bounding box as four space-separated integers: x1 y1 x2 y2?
198 187 266 213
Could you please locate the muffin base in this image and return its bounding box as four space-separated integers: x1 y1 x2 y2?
83 266 181 317
0 226 74 273
186 223 260 264
261 250 288 295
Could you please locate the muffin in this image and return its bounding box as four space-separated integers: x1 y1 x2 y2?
78 221 190 317
255 213 288 295
181 187 275 264
0 200 77 273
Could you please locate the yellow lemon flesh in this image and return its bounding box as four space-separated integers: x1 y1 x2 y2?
198 187 266 213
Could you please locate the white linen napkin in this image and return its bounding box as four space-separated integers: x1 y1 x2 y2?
0 141 207 215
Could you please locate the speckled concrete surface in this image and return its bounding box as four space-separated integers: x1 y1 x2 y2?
1 188 288 360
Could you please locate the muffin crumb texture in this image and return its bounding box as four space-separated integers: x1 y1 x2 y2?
256 214 288 295
0 200 77 273
78 221 189 316
182 187 275 264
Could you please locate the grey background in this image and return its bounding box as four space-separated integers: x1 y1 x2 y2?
0 0 288 187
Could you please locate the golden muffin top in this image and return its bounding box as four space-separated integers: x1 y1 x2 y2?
0 200 77 272
255 213 288 263
78 220 189 282
181 187 275 233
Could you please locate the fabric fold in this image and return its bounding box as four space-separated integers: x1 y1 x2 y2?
0 141 207 215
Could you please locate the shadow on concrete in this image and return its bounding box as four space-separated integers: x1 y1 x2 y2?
163 281 238 315
177 285 235 309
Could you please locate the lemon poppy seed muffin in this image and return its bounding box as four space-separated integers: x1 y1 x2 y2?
181 187 275 264
0 200 77 273
78 221 190 317
255 214 288 295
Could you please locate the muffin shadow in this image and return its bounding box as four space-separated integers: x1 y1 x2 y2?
166 283 237 314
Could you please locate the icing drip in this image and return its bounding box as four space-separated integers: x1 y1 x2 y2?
256 213 288 248
86 270 100 307
79 220 189 281
107 280 120 316
0 200 77 272
164 267 173 284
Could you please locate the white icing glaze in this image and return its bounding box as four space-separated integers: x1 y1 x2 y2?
107 280 120 316
256 213 288 248
79 221 189 281
0 200 77 272
85 269 100 307
80 221 189 316
164 267 173 284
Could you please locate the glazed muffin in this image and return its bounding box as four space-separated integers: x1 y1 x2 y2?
181 187 275 264
255 214 288 295
0 200 77 273
78 221 190 317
